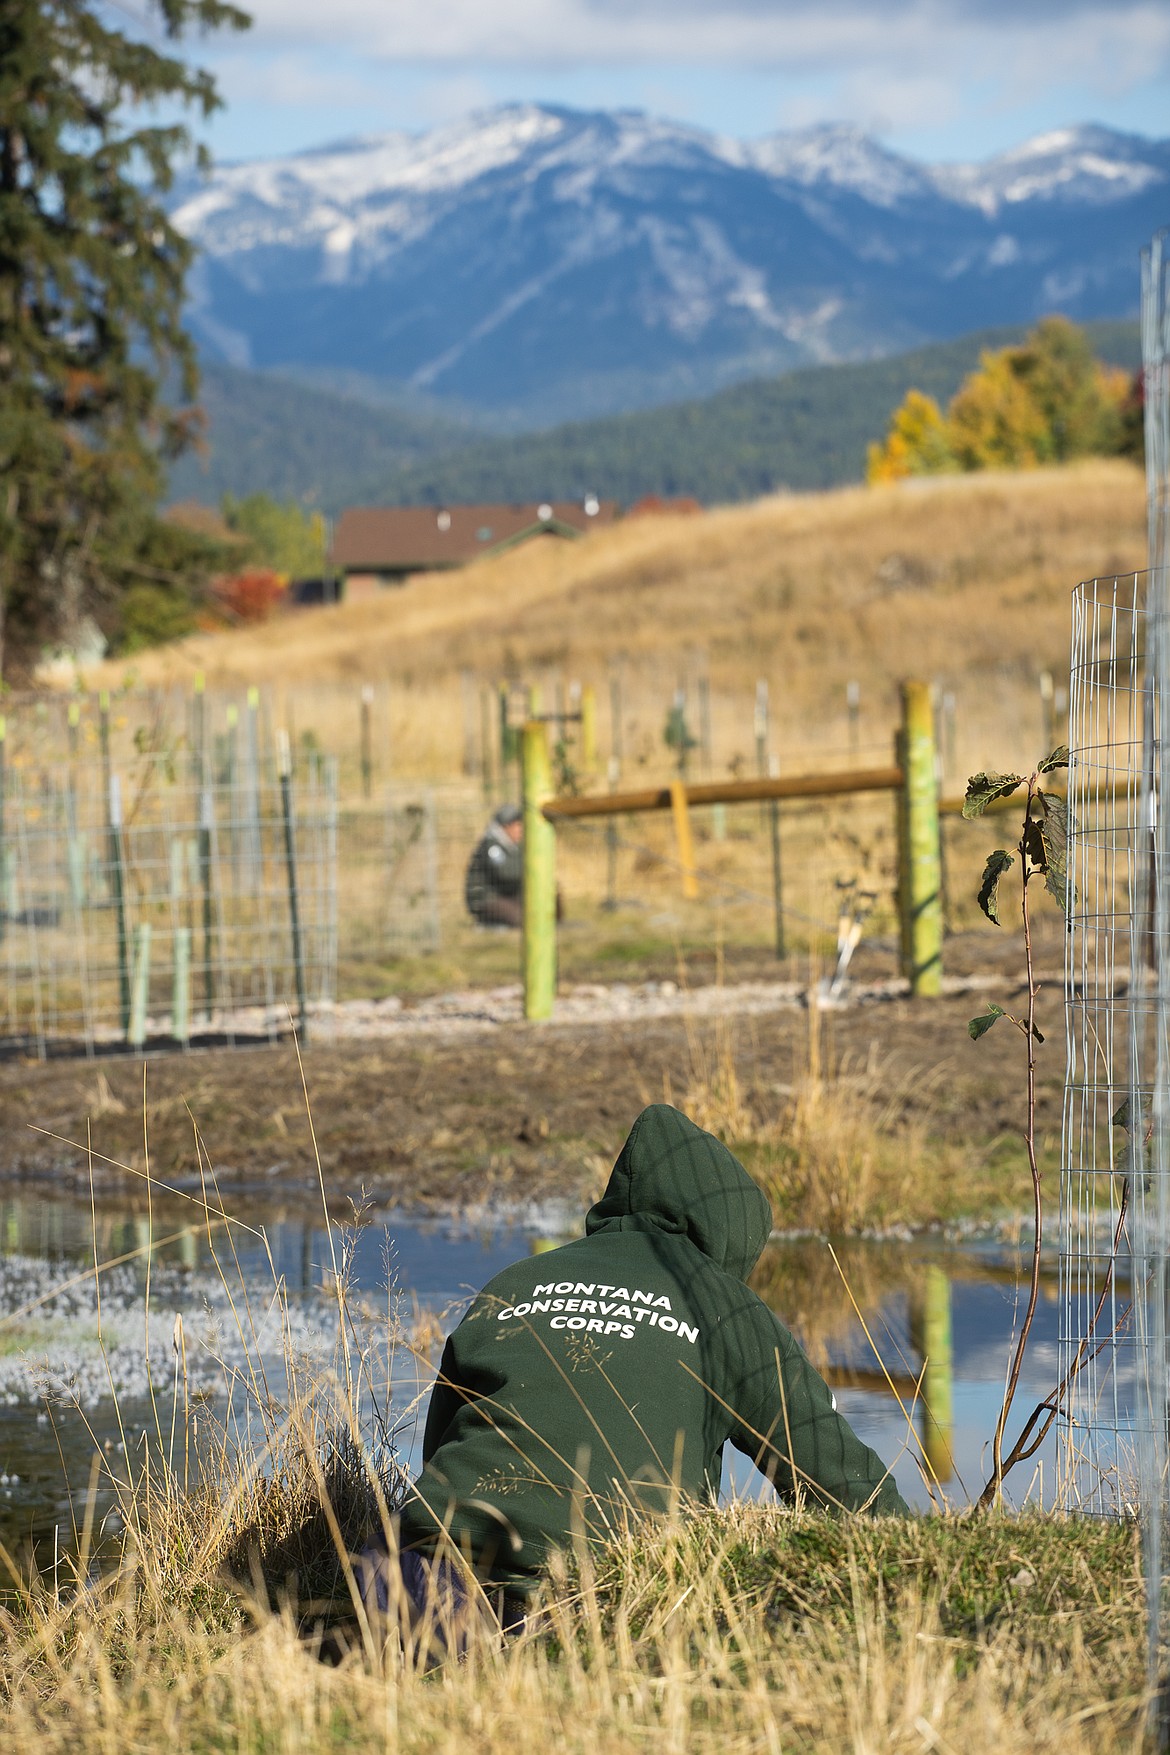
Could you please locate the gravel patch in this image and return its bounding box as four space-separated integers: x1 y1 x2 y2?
0 1252 359 1411
112 971 1006 1048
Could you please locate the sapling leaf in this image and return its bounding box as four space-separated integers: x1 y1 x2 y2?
969 1003 1006 1040
1022 812 1046 877
1038 746 1070 774
977 849 1014 923
1112 1097 1131 1130
1036 791 1070 912
963 771 1025 818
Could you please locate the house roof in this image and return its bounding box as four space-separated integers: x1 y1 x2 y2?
329 500 619 571
626 495 703 519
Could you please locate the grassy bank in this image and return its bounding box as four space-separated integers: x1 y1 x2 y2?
0 1498 1146 1753
0 1065 1145 1752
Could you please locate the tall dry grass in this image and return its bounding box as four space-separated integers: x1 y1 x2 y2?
99 461 1145 784
0 1495 1147 1754
671 982 997 1234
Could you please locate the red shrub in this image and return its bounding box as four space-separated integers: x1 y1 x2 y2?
213 568 287 624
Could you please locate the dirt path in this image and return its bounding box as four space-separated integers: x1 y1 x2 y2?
0 929 1063 1220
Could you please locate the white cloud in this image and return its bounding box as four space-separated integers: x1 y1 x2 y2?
218 54 493 130
804 69 966 137
405 74 500 127
220 54 386 110
190 0 1170 165
229 0 1170 88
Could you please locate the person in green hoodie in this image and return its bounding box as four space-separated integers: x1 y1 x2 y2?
364 1103 908 1642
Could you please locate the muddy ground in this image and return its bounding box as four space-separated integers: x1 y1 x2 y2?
0 925 1065 1222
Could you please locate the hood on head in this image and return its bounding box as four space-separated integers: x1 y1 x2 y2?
585 1104 773 1282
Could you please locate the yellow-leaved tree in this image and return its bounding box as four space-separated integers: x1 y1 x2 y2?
867 317 1134 483
865 390 957 483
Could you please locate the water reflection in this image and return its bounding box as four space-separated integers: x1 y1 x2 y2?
0 1189 1095 1542
745 1236 1073 1506
0 1189 531 1304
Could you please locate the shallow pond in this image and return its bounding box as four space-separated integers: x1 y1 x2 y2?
0 1187 1095 1559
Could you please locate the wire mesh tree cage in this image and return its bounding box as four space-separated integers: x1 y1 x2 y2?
1060 230 1170 1714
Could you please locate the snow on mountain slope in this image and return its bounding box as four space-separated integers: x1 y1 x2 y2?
745 124 938 208
933 124 1170 214
170 106 1169 424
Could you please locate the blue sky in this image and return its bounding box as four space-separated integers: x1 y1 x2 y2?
158 0 1170 166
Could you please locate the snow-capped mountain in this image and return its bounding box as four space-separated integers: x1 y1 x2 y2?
171 106 1170 425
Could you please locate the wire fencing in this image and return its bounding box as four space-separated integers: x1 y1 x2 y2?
0 738 338 1056
1056 230 1170 1723
1060 570 1143 1516
0 758 927 1057
339 783 902 963
1132 230 1170 1720
0 650 1072 1057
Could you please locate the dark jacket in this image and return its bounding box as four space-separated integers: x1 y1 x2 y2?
398 1104 908 1593
465 817 523 920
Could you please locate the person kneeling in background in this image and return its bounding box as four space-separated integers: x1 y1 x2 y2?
464 803 524 927
360 1103 908 1651
464 802 563 930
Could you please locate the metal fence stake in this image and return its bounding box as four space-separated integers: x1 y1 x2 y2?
698 674 712 774
604 755 620 912
199 787 215 1022
193 671 206 789
278 729 309 1042
480 684 494 800
580 684 598 773
360 684 373 799
98 689 110 795
754 679 768 824
108 773 131 1033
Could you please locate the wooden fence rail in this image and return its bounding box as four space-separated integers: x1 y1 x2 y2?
523 679 944 1020
542 766 905 819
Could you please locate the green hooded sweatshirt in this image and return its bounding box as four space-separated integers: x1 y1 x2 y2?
398 1105 908 1594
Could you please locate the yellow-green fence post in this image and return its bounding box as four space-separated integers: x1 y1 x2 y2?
909 1264 954 1482
898 680 943 996
522 721 557 1020
173 925 191 1048
128 922 152 1049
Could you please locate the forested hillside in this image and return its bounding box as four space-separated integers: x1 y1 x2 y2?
167 367 478 509
168 321 1140 514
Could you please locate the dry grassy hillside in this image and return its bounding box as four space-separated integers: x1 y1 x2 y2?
111 461 1145 777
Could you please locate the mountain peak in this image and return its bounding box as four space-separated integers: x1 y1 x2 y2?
170 103 1167 426
746 123 933 207
933 122 1168 213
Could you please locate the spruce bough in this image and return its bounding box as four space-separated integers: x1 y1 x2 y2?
0 0 248 677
